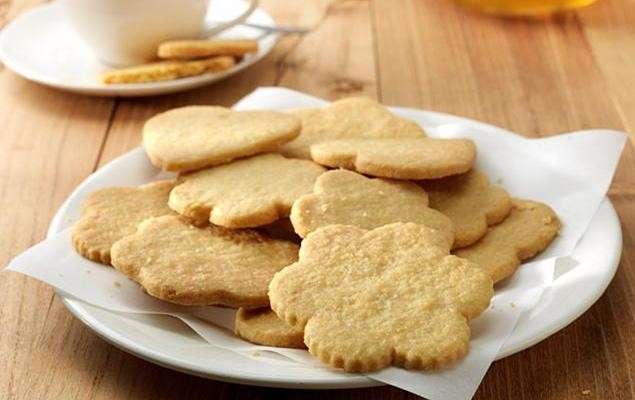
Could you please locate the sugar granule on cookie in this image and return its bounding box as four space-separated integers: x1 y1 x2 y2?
110 215 298 307
310 138 476 180
71 180 175 265
269 222 493 372
100 56 235 84
420 170 512 248
279 97 426 159
291 169 453 238
158 39 258 59
143 106 301 172
235 307 306 349
454 198 560 283
169 153 326 228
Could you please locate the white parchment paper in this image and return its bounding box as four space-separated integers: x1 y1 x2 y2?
6 87 626 400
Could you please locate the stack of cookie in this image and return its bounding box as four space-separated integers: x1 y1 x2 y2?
72 97 560 373
101 39 258 84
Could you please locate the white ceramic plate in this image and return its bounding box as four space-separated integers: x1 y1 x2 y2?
46 109 622 389
0 1 277 97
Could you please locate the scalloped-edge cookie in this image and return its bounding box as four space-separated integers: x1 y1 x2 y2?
454 199 560 283
169 153 326 228
310 138 476 180
269 223 493 372
101 56 235 84
110 215 298 307
71 180 175 265
279 97 426 159
420 170 512 248
290 169 453 239
143 106 301 172
235 307 306 349
158 39 258 59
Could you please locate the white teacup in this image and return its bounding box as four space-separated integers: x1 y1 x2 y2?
59 0 258 67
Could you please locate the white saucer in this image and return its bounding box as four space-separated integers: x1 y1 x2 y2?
0 1 278 97
46 107 622 390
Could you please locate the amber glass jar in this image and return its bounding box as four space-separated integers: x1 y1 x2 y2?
455 0 599 16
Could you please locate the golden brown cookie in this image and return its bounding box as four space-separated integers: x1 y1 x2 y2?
169 153 326 228
279 97 426 159
110 215 298 307
420 170 512 249
235 307 306 349
454 199 560 283
158 39 258 59
290 169 453 238
100 56 235 84
310 138 476 180
143 106 301 172
71 181 175 265
269 223 493 372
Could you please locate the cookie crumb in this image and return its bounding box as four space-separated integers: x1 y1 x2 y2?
582 389 591 395
114 281 122 288
252 351 261 357
510 302 516 308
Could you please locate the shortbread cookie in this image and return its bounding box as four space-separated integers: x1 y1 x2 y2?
71 181 175 265
290 169 453 238
454 199 560 283
310 138 476 180
158 39 258 59
269 223 493 372
143 106 301 172
110 215 298 307
279 97 426 159
100 56 235 84
169 153 326 228
421 170 512 248
235 308 306 349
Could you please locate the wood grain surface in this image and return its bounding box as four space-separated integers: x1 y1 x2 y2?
1 0 634 399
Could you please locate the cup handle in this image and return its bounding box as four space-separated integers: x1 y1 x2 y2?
202 0 259 37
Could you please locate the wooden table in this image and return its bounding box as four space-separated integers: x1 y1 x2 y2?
2 0 634 398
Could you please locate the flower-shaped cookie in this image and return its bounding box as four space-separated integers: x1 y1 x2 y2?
269 223 493 372
310 138 476 180
279 97 426 159
72 180 175 265
169 153 326 228
111 215 298 307
143 106 301 172
420 170 512 248
455 199 560 283
290 169 453 238
235 307 305 349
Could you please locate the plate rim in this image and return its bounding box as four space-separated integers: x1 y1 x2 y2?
46 107 623 389
0 2 278 97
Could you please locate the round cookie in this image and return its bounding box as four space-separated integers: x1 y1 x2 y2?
100 56 235 84
290 169 453 238
279 97 426 159
71 180 175 265
310 138 476 180
110 215 298 307
235 308 306 349
269 223 493 372
169 153 326 228
454 198 560 283
143 106 301 172
420 170 512 248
